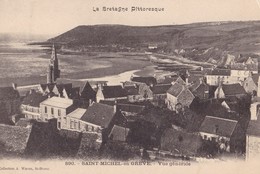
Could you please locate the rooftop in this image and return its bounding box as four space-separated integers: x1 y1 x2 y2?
161 128 202 156
80 103 115 128
221 84 246 96
102 85 127 99
109 125 130 142
22 91 48 107
0 87 20 100
40 96 74 108
199 116 238 138
208 69 231 76
67 108 87 119
152 84 172 95
167 83 184 97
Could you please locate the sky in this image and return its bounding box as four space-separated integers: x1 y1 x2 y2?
0 0 260 37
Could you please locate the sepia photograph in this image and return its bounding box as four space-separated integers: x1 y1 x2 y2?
0 0 260 173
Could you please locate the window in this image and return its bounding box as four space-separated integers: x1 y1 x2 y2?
78 122 81 130
74 121 77 129
51 108 54 115
70 121 73 129
58 109 61 116
92 126 95 132
204 135 207 139
58 122 61 129
45 106 47 113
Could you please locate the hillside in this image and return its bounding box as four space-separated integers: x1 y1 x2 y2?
48 21 260 62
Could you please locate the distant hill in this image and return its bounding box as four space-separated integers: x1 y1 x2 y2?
48 21 260 62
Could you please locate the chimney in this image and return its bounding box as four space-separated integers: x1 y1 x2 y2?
89 99 93 106
114 100 117 113
12 83 17 90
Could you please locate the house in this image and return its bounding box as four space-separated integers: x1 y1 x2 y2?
0 85 21 124
40 96 75 129
246 120 260 160
131 76 157 87
96 85 127 102
17 84 41 99
189 79 209 100
243 74 259 95
159 75 185 85
151 84 172 107
64 108 87 132
205 68 246 86
125 83 153 102
214 83 247 99
161 128 202 156
186 70 205 85
108 125 130 142
80 103 118 142
21 90 48 120
199 116 243 152
166 83 195 111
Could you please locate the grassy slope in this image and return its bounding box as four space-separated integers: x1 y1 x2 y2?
48 21 260 62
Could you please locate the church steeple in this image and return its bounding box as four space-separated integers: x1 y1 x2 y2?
47 44 60 84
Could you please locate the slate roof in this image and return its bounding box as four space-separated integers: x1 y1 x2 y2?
40 83 55 92
117 103 145 113
22 91 48 107
246 120 260 137
208 69 231 76
152 84 172 95
109 125 130 142
222 84 246 96
17 85 40 97
79 82 96 99
55 83 73 94
80 103 115 128
161 128 202 156
131 76 157 86
252 74 260 85
187 73 204 84
102 85 127 99
0 87 20 100
124 85 139 95
56 78 107 92
167 83 184 97
199 116 238 138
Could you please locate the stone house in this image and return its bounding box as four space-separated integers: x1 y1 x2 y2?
166 83 194 111
189 79 210 100
151 84 172 107
40 97 75 129
199 116 244 152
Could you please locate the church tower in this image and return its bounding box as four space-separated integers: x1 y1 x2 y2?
47 44 60 84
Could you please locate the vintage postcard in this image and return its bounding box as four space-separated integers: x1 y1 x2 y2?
0 0 260 173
